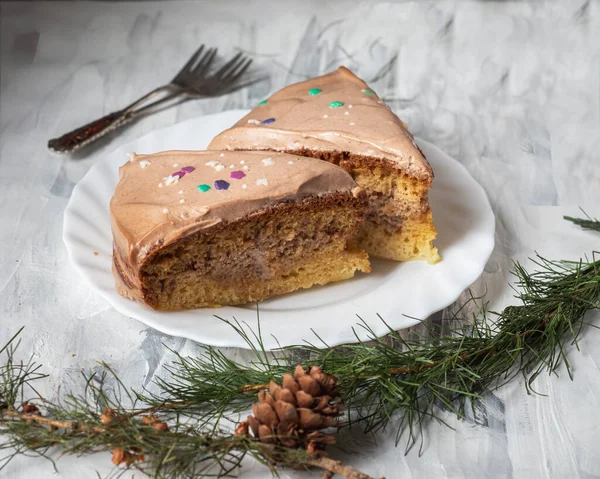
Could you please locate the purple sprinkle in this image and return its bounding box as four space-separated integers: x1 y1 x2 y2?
261 118 275 125
230 170 246 180
171 171 185 179
214 180 230 190
181 166 195 173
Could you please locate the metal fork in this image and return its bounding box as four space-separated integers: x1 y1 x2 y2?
48 46 255 154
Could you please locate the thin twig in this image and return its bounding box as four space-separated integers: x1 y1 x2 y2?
306 456 382 479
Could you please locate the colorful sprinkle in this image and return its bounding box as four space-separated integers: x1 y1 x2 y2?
180 199 185 204
164 175 180 186
229 164 235 168
240 160 245 164
344 111 350 115
181 166 195 173
197 184 211 192
198 206 209 216
205 160 225 171
256 178 269 186
247 119 261 125
350 122 355 126
127 153 136 162
323 114 328 118
262 157 275 166
230 170 246 180
139 160 151 168
178 190 184 194
329 101 344 108
242 184 248 189
243 165 249 170
220 153 225 157
362 89 375 95
162 208 169 214
158 183 163 188
261 118 275 125
288 160 294 164
214 180 230 190
173 163 179 167
308 88 321 96
258 99 267 105
348 104 353 108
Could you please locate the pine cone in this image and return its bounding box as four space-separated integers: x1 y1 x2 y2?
245 365 342 454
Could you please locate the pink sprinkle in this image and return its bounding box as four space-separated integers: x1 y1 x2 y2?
230 170 246 180
181 166 195 173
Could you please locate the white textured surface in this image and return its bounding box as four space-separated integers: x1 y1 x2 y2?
63 110 495 348
1 1 599 478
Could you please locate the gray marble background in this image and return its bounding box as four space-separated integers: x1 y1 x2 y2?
1 1 599 478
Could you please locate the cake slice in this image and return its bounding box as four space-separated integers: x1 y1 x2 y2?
110 150 370 310
208 66 440 263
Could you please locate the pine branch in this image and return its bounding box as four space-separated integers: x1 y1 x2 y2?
1 253 599 477
564 209 600 232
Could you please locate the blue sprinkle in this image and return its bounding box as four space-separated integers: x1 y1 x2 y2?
214 180 230 191
261 118 275 125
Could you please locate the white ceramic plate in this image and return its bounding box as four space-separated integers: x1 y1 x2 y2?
63 110 495 349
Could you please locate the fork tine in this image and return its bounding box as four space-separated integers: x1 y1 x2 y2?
192 48 218 77
171 45 204 81
212 52 244 79
224 58 253 84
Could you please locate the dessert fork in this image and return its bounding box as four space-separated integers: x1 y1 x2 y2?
48 46 255 154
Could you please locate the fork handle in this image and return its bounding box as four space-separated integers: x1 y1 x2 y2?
48 109 135 154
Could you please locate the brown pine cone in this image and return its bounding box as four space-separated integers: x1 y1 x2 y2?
245 365 342 454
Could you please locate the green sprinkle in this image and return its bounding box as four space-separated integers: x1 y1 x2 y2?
258 99 267 105
197 184 211 192
328 101 344 108
362 89 375 95
308 88 322 96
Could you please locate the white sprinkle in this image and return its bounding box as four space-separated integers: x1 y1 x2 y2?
139 160 151 168
127 153 136 162
323 114 328 118
256 178 269 186
162 208 169 214
262 157 275 166
206 160 225 171
198 206 209 216
164 175 179 186
348 104 353 108
243 165 249 170
173 163 179 167
344 111 350 115
350 122 355 126
219 153 225 157
178 190 184 195
247 119 261 125
242 184 248 189
180 199 185 204
180 214 185 219
230 164 235 168
240 160 245 165
158 183 163 188
288 161 294 164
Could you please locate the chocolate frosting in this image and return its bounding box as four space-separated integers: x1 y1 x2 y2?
208 66 432 180
110 150 359 272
